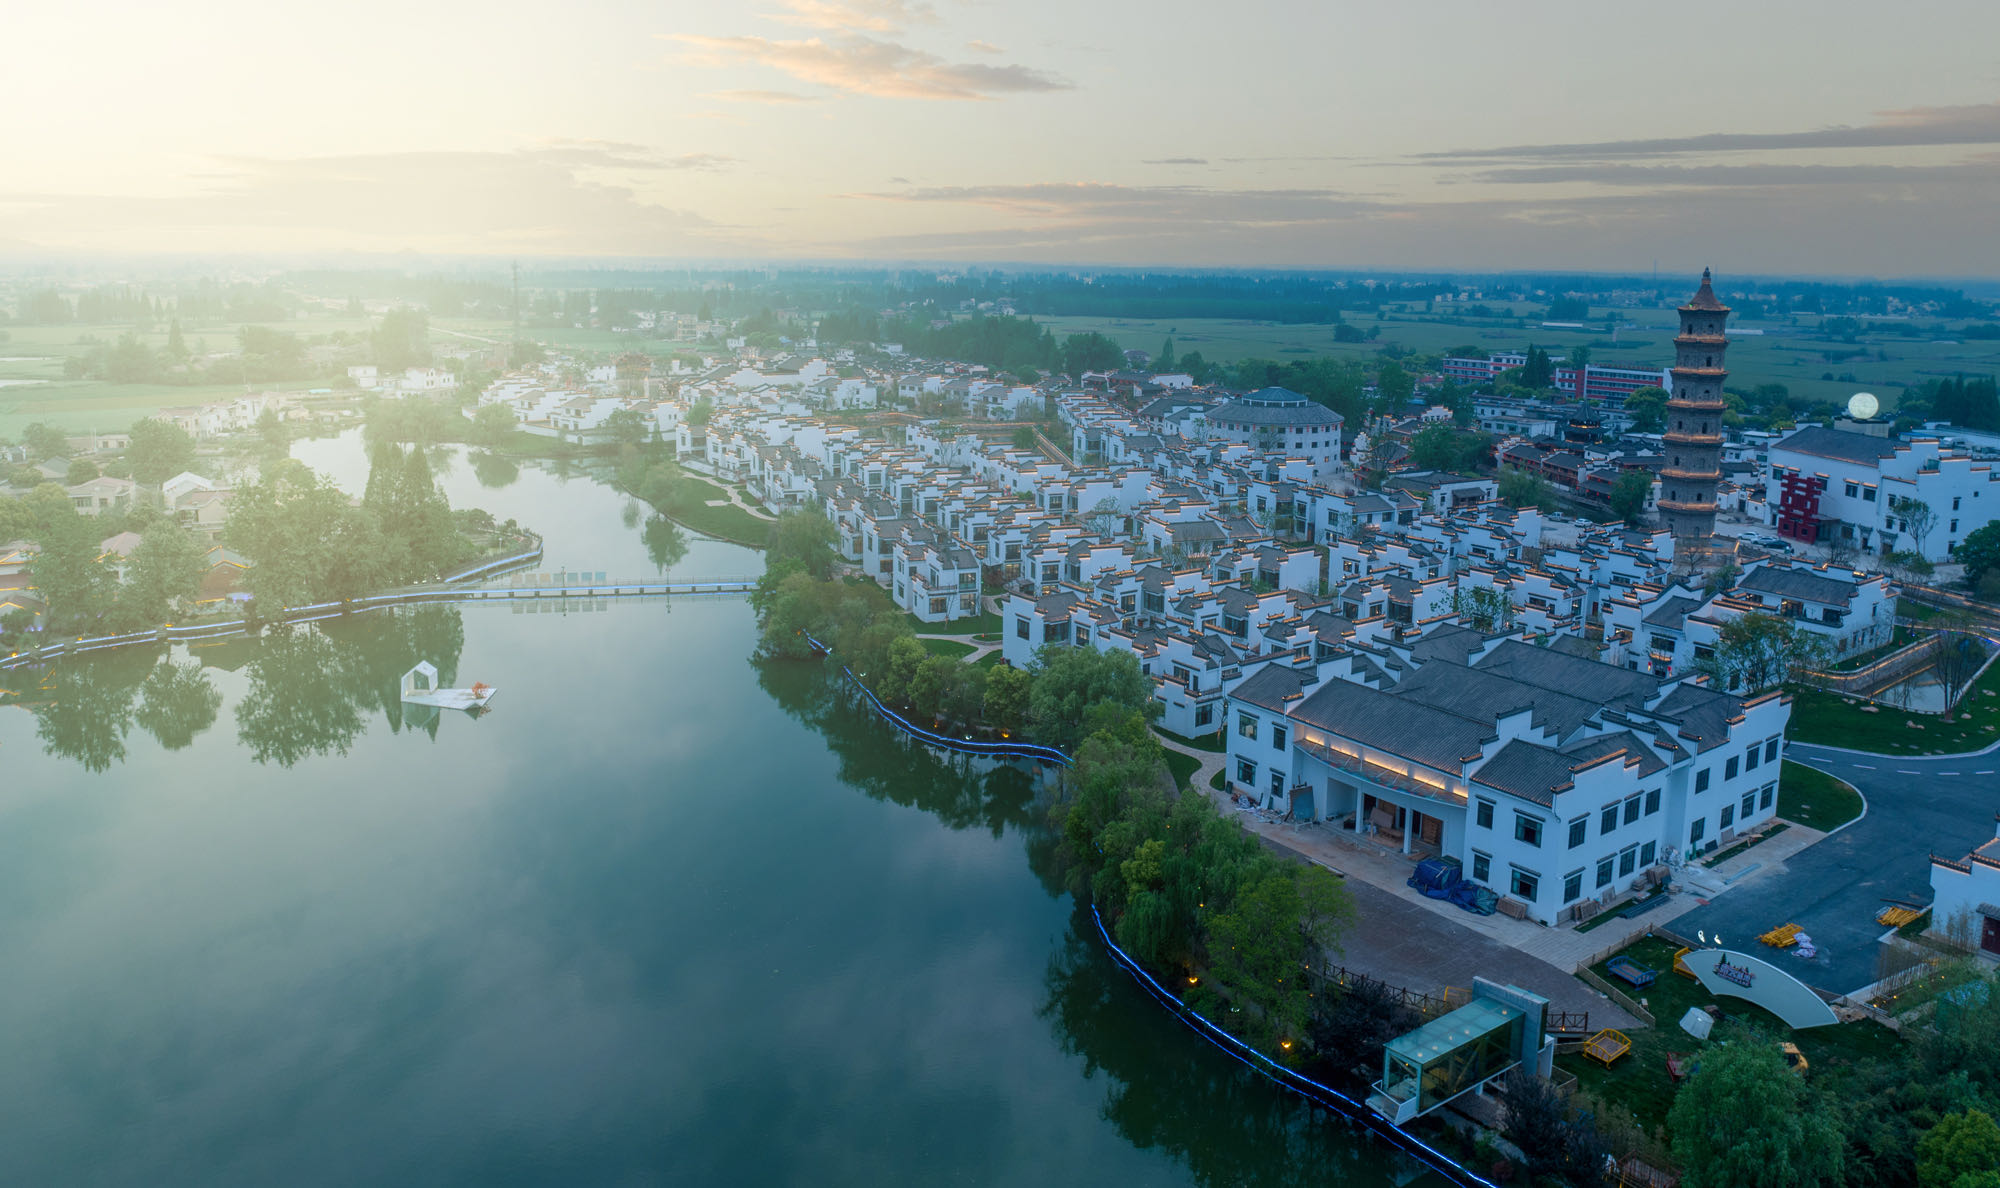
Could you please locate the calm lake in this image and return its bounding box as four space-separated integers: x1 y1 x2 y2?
0 432 1437 1186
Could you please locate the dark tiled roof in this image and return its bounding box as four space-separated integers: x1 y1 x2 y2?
1560 730 1668 781
1473 741 1582 806
1395 661 1601 739
1641 595 1703 630
1773 426 1899 468
1233 665 1306 714
1650 684 1741 753
1736 566 1855 607
1290 678 1492 771
1473 639 1660 715
1681 268 1730 313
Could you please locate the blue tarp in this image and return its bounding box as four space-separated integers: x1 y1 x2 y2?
1407 858 1497 915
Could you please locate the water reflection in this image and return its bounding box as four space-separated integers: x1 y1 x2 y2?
135 660 223 751
470 451 519 489
29 648 157 773
642 516 688 574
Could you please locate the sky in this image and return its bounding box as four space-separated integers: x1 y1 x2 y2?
4 0 1999 275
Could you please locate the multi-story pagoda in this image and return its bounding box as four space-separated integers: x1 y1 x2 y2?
1659 269 1730 540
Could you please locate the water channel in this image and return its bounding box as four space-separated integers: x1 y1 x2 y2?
0 432 1439 1186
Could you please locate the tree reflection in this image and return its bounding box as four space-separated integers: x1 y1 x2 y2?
753 658 1041 839
1039 919 1437 1188
643 516 688 575
30 648 156 773
321 604 467 739
470 451 519 489
134 659 222 751
234 627 366 766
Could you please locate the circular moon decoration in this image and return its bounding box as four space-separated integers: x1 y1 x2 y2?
1848 392 1880 420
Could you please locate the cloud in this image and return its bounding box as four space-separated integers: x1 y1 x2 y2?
527 141 736 171
765 0 935 33
964 39 1002 54
1421 100 2000 161
0 150 733 255
852 182 1374 225
1458 158 2000 188
673 33 1070 100
1141 157 1207 166
704 89 819 104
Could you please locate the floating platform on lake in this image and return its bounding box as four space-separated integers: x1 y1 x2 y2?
400 662 497 710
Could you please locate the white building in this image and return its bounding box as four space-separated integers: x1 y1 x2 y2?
1203 387 1344 481
1225 639 1791 925
1766 426 2000 561
1929 819 2000 958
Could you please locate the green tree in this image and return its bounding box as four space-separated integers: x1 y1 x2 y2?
65 458 99 485
135 659 222 751
765 509 839 582
1520 344 1554 389
1624 387 1670 433
372 307 432 371
123 522 205 624
983 664 1032 735
1957 522 2000 589
165 317 187 359
1375 360 1414 407
28 507 113 628
1027 644 1158 750
126 418 196 486
602 406 649 447
1697 611 1830 692
1670 1037 1844 1188
254 407 290 460
22 422 69 461
1451 586 1513 632
1609 469 1654 525
687 397 714 427
1919 1108 2000 1188
1497 466 1552 510
1409 423 1461 471
1060 332 1125 376
227 460 394 607
471 402 517 448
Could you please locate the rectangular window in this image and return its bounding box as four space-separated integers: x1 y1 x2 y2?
1721 803 1736 829
1746 745 1760 772
1601 806 1618 835
1596 857 1614 888
1510 867 1540 901
1238 713 1260 740
1476 799 1494 830
1619 847 1638 877
1568 817 1588 850
1690 817 1706 846
1623 796 1642 826
1563 870 1584 904
1514 814 1543 847
1761 783 1775 810
1741 791 1757 818
1645 787 1661 816
929 597 946 616
1194 704 1214 727
1236 758 1257 784
1765 738 1779 763
1015 616 1030 640
1696 768 1711 793
1471 851 1492 883
1641 841 1657 867
1271 724 1288 752
1725 757 1739 780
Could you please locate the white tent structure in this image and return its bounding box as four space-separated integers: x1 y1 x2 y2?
400 662 498 710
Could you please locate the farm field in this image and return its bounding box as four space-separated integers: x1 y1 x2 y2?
1033 307 2000 411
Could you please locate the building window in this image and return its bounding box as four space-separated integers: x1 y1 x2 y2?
1596 857 1614 888
1015 616 1030 640
1641 841 1657 867
1619 847 1638 877
1764 738 1779 763
1645 787 1661 816
1510 867 1540 901
1845 482 1858 498
1696 768 1710 792
1195 704 1214 727
1721 803 1736 829
1601 805 1618 835
1236 758 1257 785
1238 713 1260 740
1271 724 1288 752
1725 757 1739 780
1569 817 1588 849
1761 783 1775 810
1741 791 1756 818
929 597 947 616
1476 799 1494 830
1690 817 1706 846
1514 814 1543 847
1746 745 1760 772
1472 851 1491 883
1623 796 1642 826
1270 770 1286 797
1563 870 1584 904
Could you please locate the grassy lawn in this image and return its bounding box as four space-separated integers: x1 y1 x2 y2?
908 608 1003 636
920 638 976 661
1784 659 2000 754
972 650 1006 670
1555 935 1904 1133
1822 625 1920 672
1163 749 1201 792
1208 769 1226 791
1155 725 1227 753
661 476 770 544
1574 893 1666 933
1777 761 1864 831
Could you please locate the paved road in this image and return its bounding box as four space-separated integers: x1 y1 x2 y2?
1674 739 2000 995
